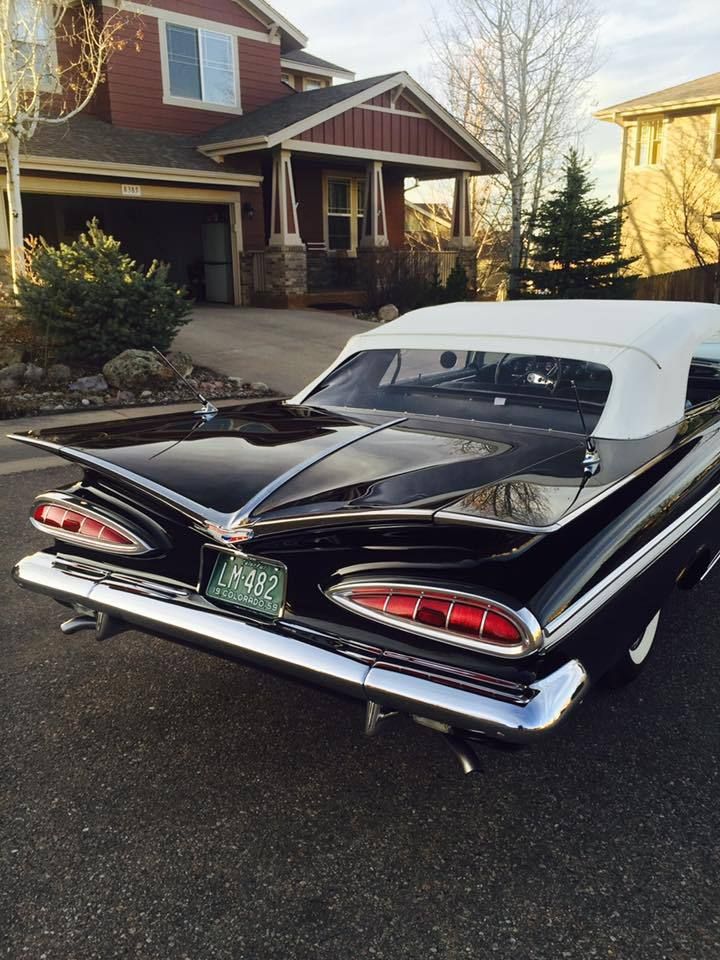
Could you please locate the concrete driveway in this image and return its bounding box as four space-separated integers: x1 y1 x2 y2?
4 466 720 960
173 305 374 395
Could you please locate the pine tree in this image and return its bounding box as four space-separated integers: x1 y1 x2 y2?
521 150 637 298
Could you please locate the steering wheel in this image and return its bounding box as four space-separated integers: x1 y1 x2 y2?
494 354 564 394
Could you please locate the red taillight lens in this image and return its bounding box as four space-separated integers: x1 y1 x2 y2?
342 586 523 649
32 502 143 551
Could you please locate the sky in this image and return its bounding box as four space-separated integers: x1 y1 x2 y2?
278 0 719 200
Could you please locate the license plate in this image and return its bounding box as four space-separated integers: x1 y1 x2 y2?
206 552 287 618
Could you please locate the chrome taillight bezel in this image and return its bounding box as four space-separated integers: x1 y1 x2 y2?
325 580 543 658
31 492 155 556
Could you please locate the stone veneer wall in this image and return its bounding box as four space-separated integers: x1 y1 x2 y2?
454 248 478 295
241 247 308 307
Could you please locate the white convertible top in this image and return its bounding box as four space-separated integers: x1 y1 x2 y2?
292 300 720 440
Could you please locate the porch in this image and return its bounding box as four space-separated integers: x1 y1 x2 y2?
236 150 480 308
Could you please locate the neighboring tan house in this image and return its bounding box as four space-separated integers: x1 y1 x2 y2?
595 72 720 277
3 0 500 307
405 200 452 249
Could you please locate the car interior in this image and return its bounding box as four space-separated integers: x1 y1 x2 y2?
308 349 612 434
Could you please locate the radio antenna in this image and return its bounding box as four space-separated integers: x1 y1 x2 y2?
152 346 218 420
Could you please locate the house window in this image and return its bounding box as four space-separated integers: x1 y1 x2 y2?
326 177 365 251
13 0 56 89
635 119 663 166
303 77 326 91
165 23 237 107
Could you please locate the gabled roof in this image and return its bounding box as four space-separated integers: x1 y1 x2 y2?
281 49 355 81
199 75 396 146
198 72 503 173
595 71 720 120
292 300 720 441
236 0 307 51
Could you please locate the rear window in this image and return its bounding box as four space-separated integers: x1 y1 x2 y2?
307 349 612 433
687 341 720 408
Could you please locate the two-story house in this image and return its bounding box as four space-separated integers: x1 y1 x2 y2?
5 0 500 307
595 72 720 278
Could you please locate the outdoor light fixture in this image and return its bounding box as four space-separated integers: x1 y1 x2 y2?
242 201 255 220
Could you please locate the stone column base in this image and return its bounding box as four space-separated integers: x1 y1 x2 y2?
242 246 308 308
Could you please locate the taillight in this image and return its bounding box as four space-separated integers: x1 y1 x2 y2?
31 498 152 555
326 583 541 657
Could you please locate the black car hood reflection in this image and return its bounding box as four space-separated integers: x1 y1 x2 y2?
25 400 585 521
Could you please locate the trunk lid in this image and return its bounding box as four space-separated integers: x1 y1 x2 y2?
12 400 585 525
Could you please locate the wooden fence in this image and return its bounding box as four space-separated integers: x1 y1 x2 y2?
633 264 719 303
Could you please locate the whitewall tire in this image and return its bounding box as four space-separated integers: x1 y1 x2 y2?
605 610 661 686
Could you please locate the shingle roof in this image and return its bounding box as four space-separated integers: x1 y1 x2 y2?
21 115 224 172
199 74 397 146
282 49 354 77
596 71 720 118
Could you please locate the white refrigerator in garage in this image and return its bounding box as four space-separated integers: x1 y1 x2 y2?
201 221 233 303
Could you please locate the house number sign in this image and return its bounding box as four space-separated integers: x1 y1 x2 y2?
121 184 142 198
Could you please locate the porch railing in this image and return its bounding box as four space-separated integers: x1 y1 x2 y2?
306 248 459 294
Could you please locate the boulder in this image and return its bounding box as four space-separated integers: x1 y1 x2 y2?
103 350 165 390
0 345 23 368
116 389 136 403
69 374 109 393
377 303 400 324
0 362 26 381
0 376 18 393
251 381 269 393
47 363 72 384
23 363 45 384
156 351 193 380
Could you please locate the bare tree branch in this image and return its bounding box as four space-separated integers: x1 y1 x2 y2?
427 0 601 296
0 0 141 289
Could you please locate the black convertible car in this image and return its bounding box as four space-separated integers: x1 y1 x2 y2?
11 300 720 772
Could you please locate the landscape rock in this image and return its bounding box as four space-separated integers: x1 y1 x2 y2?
47 363 72 384
23 363 45 384
251 381 269 393
377 303 400 323
81 398 90 406
140 389 152 399
103 349 165 390
116 389 136 403
156 351 193 380
0 376 19 393
69 374 109 393
0 362 26 381
0 345 23 368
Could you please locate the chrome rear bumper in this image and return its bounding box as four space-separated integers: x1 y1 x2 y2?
13 552 588 743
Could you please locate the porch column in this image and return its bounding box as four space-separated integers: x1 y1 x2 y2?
269 148 302 247
360 160 389 248
449 171 474 249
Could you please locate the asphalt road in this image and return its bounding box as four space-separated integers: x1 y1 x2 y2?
2 466 719 960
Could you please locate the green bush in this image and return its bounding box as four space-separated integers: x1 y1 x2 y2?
18 219 192 365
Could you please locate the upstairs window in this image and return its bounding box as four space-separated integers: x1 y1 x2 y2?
303 78 326 91
164 23 237 108
635 118 663 166
13 0 56 90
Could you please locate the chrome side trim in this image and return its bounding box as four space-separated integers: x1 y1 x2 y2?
326 579 543 658
433 510 560 534
544 477 720 645
249 508 434 532
31 491 154 556
227 416 407 527
13 551 587 743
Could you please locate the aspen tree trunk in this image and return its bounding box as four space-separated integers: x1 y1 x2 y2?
3 130 25 291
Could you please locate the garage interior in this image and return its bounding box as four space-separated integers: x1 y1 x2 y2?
21 194 236 304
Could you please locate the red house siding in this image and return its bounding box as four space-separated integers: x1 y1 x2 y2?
296 108 472 162
102 9 288 134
